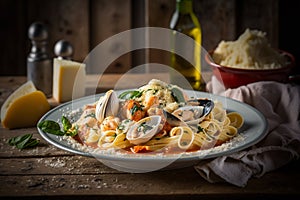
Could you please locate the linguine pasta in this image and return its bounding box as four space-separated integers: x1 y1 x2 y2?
68 79 243 154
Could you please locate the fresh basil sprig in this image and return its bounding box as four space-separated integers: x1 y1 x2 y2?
8 134 40 149
118 90 143 100
38 116 77 137
37 120 64 136
170 87 186 103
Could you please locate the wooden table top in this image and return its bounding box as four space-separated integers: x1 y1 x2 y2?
0 75 299 199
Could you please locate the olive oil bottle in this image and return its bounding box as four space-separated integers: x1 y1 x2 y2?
170 0 202 90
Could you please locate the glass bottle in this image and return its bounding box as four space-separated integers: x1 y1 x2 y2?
170 0 202 90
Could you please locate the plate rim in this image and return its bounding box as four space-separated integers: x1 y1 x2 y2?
37 90 268 162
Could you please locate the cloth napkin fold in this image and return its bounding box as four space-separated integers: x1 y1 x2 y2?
194 77 300 187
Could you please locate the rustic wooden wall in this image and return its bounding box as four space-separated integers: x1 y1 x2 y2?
0 0 299 76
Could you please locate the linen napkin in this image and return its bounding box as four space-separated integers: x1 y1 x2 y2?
194 77 300 187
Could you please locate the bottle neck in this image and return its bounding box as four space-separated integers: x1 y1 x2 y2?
176 0 193 14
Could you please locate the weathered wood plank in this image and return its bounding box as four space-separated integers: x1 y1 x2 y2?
26 0 90 62
147 0 175 70
146 0 237 70
0 111 86 158
0 127 74 157
1 162 300 197
0 156 118 175
0 76 27 106
236 0 279 48
93 73 170 93
89 0 131 74
194 0 237 51
0 0 27 76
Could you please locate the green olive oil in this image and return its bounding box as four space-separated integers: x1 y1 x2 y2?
170 0 202 90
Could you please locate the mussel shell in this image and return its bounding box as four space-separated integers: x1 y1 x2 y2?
163 110 188 127
169 99 214 126
186 99 214 118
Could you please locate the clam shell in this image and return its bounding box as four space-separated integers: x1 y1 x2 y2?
172 99 214 125
172 106 205 125
95 90 119 122
126 115 162 145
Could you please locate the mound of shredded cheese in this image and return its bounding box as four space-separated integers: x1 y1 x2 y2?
212 29 286 70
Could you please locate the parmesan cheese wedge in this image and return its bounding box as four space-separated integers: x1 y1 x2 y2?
1 81 50 129
52 58 86 103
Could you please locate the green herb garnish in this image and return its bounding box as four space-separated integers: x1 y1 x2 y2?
38 120 65 136
38 116 77 137
84 113 96 119
170 87 185 103
118 124 125 130
152 89 158 95
137 122 153 134
8 134 40 149
130 104 143 116
118 90 143 100
197 125 203 133
62 116 72 132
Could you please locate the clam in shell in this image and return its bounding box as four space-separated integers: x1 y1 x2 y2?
172 99 214 125
95 90 119 123
126 115 162 145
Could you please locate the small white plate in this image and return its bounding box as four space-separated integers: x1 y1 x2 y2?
37 90 268 173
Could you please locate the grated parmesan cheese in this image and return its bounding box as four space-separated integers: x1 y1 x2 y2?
212 29 287 70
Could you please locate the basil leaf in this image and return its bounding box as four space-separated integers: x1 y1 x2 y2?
15 134 32 149
8 134 31 146
66 124 78 137
23 138 40 148
171 87 185 103
118 90 143 100
62 116 72 132
38 116 77 137
38 120 64 136
8 134 40 149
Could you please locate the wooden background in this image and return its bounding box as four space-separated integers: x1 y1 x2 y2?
0 0 299 75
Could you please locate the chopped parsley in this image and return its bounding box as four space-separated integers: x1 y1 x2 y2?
130 104 143 116
197 125 203 133
137 122 153 134
84 113 96 119
118 124 125 130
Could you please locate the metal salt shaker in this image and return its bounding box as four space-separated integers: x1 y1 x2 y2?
27 22 52 97
54 40 73 60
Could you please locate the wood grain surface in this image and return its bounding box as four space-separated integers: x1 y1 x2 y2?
2 0 294 76
0 76 299 199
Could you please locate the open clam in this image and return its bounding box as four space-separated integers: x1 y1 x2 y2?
126 115 162 145
95 90 119 123
172 99 214 125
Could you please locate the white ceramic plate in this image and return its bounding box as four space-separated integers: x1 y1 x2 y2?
37 90 268 172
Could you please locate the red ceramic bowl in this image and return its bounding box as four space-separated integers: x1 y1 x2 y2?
205 50 296 89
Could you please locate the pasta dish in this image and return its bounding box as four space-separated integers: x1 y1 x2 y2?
68 79 243 154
